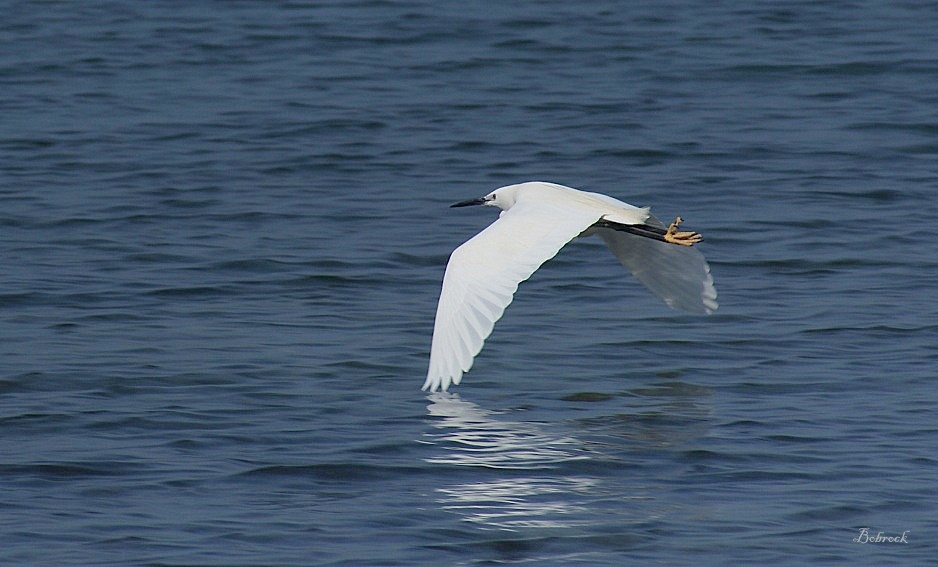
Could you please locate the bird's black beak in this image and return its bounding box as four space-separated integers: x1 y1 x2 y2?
450 197 487 208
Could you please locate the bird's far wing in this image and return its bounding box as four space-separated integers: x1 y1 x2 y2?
596 213 718 315
424 203 599 392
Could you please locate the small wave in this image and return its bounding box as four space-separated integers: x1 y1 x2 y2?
234 462 426 481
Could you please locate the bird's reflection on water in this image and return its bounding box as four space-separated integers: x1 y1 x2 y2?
424 392 590 469
435 476 601 530
423 384 712 532
423 392 600 530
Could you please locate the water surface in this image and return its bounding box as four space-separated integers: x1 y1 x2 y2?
2 2 937 565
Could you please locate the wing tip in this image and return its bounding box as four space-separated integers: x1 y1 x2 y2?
422 371 462 392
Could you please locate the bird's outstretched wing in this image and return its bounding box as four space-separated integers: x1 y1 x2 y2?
424 202 600 392
595 214 718 314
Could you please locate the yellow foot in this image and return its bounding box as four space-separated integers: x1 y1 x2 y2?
664 217 702 246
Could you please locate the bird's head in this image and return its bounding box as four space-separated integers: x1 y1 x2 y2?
451 184 522 211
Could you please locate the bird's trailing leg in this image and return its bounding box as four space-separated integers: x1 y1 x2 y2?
593 216 703 246
663 217 702 246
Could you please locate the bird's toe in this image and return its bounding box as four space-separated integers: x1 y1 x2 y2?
664 217 702 246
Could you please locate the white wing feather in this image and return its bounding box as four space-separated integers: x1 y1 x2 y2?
596 214 718 314
424 202 600 392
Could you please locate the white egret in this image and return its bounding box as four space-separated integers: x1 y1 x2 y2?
423 181 717 392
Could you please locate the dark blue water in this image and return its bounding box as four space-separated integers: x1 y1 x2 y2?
2 2 937 565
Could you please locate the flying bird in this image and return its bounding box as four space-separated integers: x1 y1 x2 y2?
423 181 717 392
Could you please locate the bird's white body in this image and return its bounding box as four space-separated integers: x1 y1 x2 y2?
424 181 717 392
